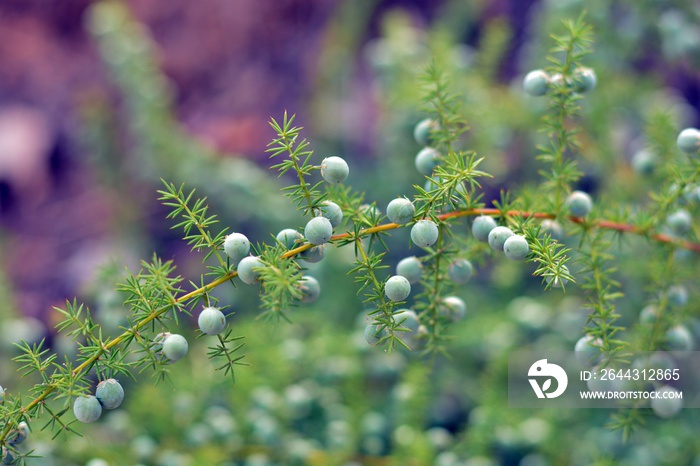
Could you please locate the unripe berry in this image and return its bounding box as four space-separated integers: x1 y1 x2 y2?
411 220 439 248
413 118 440 146
385 275 411 302
321 156 349 184
1 446 17 465
471 215 497 242
96 378 125 410
651 386 683 418
488 226 514 251
574 335 602 367
318 200 343 228
566 191 593 217
667 285 688 307
666 325 694 351
523 70 549 96
298 276 321 304
571 67 597 93
238 256 264 285
223 233 250 265
6 421 28 445
304 216 333 245
447 259 473 284
665 209 692 235
74 395 103 423
540 219 564 241
198 307 227 335
396 256 422 284
299 244 325 263
503 235 530 261
439 296 466 322
276 228 303 250
162 333 189 362
364 323 388 346
631 149 657 176
386 198 415 224
415 147 441 176
394 309 420 333
639 304 658 324
676 128 700 154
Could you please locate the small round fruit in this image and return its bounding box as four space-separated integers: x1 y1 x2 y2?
566 191 593 217
385 275 411 302
96 378 125 410
223 233 250 265
631 149 657 176
74 395 103 423
298 276 321 304
439 296 466 322
364 324 388 346
503 235 530 261
396 256 422 284
574 335 601 367
676 128 700 154
572 67 597 93
318 200 343 228
666 325 694 351
665 209 692 235
540 219 564 241
304 216 333 245
414 118 439 146
238 256 264 285
639 304 658 324
523 69 549 96
415 147 441 176
198 307 227 335
394 309 420 333
6 421 28 445
321 156 349 184
411 220 439 248
447 259 473 284
162 334 189 362
650 386 683 418
299 244 325 263
667 285 688 307
386 198 415 224
276 229 303 250
1 446 17 465
472 215 497 242
488 226 514 251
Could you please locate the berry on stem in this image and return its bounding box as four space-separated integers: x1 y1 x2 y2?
298 276 321 304
566 191 593 217
574 335 602 367
540 219 564 241
299 244 325 263
223 233 250 265
667 285 688 307
161 334 189 362
651 386 683 418
96 378 125 410
666 325 694 351
665 209 692 236
238 256 265 285
413 118 440 147
411 220 439 248
571 66 597 93
415 147 441 176
198 307 227 335
321 156 349 184
396 256 423 284
523 70 549 96
503 235 530 261
276 229 303 250
6 422 28 445
304 216 333 245
447 259 473 284
488 226 514 251
439 296 467 322
385 275 411 302
472 215 497 242
676 128 700 154
74 395 103 423
386 198 415 225
364 323 388 346
318 200 343 228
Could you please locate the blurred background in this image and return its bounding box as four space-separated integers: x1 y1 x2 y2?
0 0 699 465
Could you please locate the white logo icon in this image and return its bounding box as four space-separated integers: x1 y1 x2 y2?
528 359 568 398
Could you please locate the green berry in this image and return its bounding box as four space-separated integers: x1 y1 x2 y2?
667 285 688 307
665 209 692 235
631 149 657 176
651 386 683 418
364 323 388 346
415 147 441 176
238 256 264 285
198 307 227 335
0 385 4 403
447 259 473 284
488 226 514 251
396 256 422 284
540 219 564 241
676 128 700 154
223 233 250 265
162 333 189 362
318 200 343 228
96 378 125 410
571 67 597 93
386 198 415 224
304 216 333 245
574 335 601 367
439 296 466 322
503 235 530 261
394 309 420 333
411 220 438 248
413 118 440 146
74 395 103 423
298 276 321 303
321 156 349 184
472 216 497 242
6 421 28 446
566 191 593 217
523 69 549 96
666 325 694 351
299 244 325 263
639 304 658 324
276 228 303 250
385 275 411 302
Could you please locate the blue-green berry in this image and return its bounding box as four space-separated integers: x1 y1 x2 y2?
6 422 28 446
447 258 473 284
472 215 497 242
540 219 564 241
321 156 349 184
415 147 441 176
304 216 333 245
394 309 420 333
523 69 549 96
1 446 17 465
639 304 658 324
411 220 439 248
396 256 422 284
566 191 593 217
651 386 683 418
162 333 189 362
0 385 4 403
386 198 415 224
413 118 440 146
198 307 227 335
574 335 601 367
96 378 125 410
364 324 388 346
439 296 466 322
667 285 688 307
276 228 303 250
665 209 692 235
385 275 411 302
74 395 102 423
318 200 343 228
223 233 250 265
666 325 694 351
631 149 657 176
676 128 700 154
488 226 514 251
238 256 264 285
299 244 325 263
571 67 597 93
298 276 321 304
503 235 530 261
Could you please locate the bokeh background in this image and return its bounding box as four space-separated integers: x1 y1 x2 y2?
0 0 699 465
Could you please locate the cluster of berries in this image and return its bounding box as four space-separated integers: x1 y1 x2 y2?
1 415 28 465
523 66 597 97
73 378 125 424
